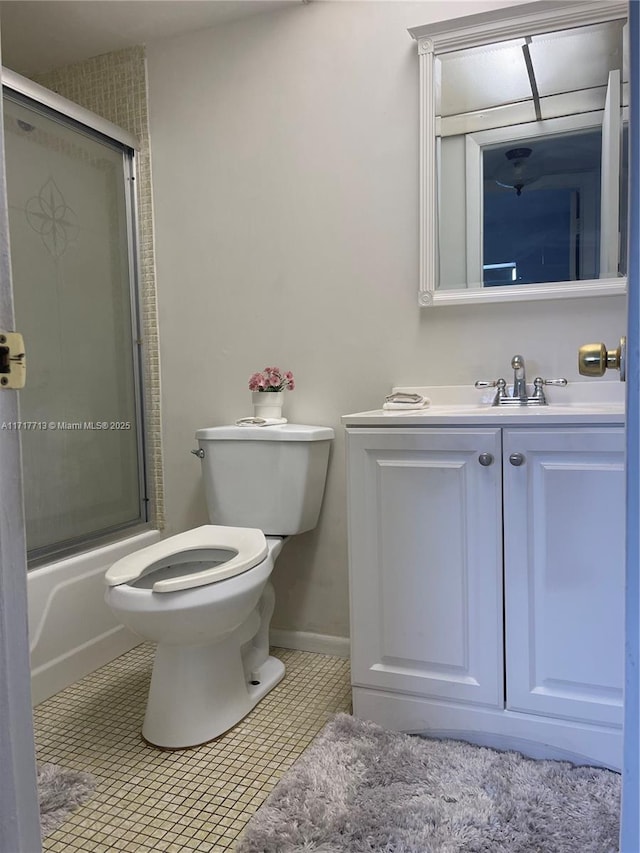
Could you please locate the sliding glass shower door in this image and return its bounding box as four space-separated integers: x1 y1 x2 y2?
2 92 147 561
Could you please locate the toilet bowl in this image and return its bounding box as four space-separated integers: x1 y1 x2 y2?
106 526 287 748
105 422 334 749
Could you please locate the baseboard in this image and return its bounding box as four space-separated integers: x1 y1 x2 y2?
31 626 350 704
270 629 350 659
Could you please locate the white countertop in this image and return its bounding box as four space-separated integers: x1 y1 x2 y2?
342 383 625 427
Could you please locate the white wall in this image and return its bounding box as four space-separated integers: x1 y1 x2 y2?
146 1 626 641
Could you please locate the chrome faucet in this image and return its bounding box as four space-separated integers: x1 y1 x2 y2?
511 355 527 400
475 355 567 407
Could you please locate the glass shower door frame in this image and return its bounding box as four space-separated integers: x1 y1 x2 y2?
2 68 151 562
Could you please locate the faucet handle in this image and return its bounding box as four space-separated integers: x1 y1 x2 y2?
474 378 506 389
475 378 507 406
532 377 567 403
533 377 567 388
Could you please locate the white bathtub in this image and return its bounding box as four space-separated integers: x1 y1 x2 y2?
28 529 161 706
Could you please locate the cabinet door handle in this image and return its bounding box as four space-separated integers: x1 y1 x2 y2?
478 452 494 466
509 452 525 466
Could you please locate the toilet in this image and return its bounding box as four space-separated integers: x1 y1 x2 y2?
105 423 334 749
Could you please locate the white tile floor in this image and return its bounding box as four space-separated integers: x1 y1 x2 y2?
34 644 352 852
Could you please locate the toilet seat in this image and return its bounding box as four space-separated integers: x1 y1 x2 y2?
105 525 268 593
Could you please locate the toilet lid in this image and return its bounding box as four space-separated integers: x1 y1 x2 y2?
105 525 268 593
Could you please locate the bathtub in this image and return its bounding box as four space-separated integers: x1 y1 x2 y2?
28 529 161 706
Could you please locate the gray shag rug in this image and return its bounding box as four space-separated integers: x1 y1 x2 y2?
236 713 620 853
38 763 95 837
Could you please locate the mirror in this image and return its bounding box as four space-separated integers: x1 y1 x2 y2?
409 1 628 306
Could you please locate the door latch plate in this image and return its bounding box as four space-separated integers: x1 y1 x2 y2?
0 331 26 389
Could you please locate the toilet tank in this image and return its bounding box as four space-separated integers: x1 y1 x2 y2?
194 424 334 535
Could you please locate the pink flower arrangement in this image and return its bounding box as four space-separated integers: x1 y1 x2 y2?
249 367 295 392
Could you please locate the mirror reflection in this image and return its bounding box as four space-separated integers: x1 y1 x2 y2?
435 18 628 292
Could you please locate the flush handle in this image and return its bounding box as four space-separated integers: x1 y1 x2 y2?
578 337 626 381
478 452 494 466
509 453 525 466
190 448 204 458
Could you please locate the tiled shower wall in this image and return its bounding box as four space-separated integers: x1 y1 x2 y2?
35 47 164 528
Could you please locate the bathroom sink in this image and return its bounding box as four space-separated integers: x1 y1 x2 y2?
341 383 625 427
394 382 624 409
379 401 623 417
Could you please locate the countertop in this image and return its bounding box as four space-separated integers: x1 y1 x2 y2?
342 383 625 427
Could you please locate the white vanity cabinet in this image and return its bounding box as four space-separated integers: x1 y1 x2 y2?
345 420 625 770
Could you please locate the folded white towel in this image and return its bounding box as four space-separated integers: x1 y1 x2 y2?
385 392 425 404
382 393 430 411
235 417 288 427
382 401 430 410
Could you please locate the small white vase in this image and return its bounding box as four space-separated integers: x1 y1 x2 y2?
252 391 284 419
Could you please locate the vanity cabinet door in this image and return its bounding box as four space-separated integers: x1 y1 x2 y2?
503 427 625 728
346 427 504 708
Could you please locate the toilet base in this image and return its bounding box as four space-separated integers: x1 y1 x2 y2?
141 636 285 749
246 654 285 705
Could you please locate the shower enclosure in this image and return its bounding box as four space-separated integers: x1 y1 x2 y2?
2 72 148 564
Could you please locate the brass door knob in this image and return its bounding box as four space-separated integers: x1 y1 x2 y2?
578 337 626 380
